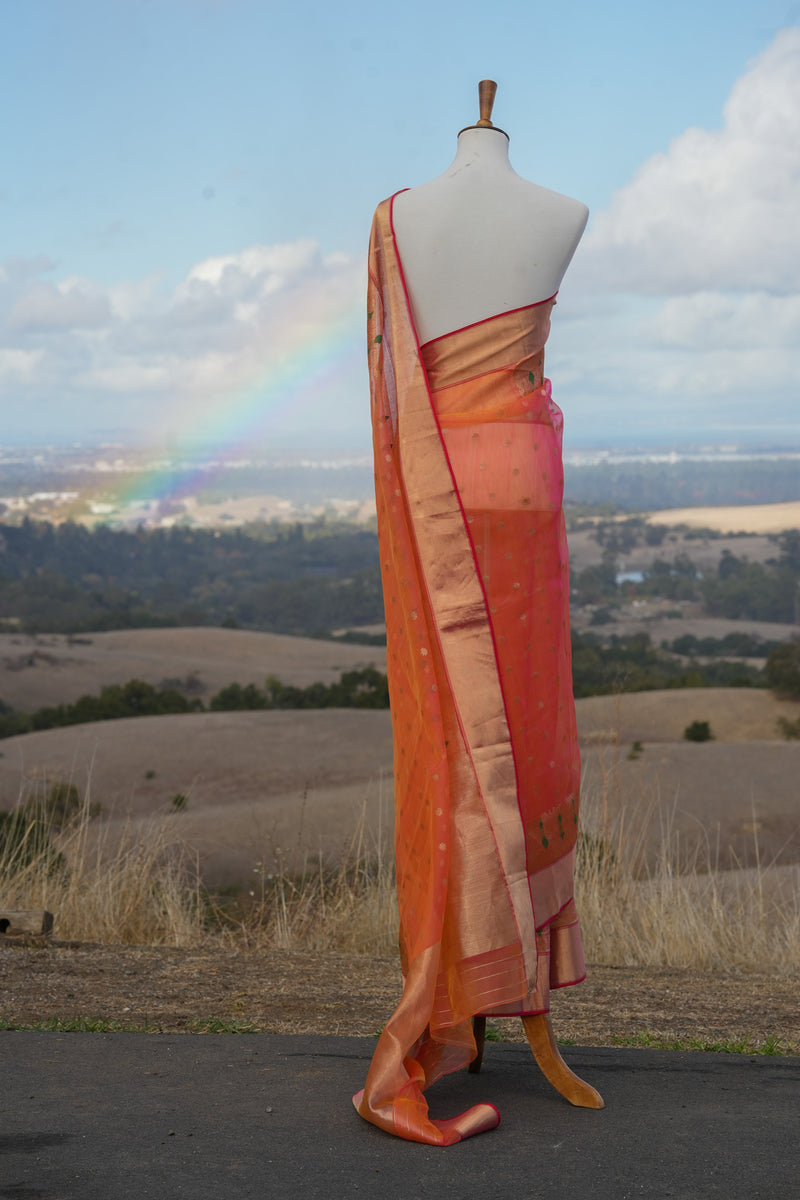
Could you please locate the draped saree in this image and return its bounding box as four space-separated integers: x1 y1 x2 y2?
353 195 585 1145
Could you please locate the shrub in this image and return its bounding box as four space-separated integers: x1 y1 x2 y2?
765 636 800 699
684 720 714 742
776 716 800 741
589 607 616 626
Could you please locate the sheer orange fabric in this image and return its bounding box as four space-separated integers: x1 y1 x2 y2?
353 195 585 1145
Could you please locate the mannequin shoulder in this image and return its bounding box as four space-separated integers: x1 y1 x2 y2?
393 174 588 242
504 178 589 238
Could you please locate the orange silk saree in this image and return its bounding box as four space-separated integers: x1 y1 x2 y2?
353 195 585 1145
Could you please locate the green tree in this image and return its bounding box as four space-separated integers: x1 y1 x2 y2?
765 636 800 699
209 683 269 711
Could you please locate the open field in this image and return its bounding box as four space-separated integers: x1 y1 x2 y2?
0 627 386 712
581 740 799 870
570 607 799 645
645 500 800 535
577 687 796 742
1 688 797 884
0 709 394 884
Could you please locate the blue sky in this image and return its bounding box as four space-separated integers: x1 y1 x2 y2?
1 0 798 452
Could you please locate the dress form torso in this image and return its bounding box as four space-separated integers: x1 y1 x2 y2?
391 125 589 345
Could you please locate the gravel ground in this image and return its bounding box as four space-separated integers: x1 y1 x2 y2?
1 941 797 1052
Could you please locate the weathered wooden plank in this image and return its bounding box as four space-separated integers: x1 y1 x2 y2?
0 910 54 935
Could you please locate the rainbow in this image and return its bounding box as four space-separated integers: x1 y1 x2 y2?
112 278 364 508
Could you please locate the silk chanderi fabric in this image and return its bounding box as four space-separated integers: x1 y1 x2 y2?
353 195 585 1146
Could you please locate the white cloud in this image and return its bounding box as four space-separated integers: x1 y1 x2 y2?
550 29 800 444
8 280 111 331
106 274 162 322
81 362 172 393
180 240 318 295
576 28 800 295
551 282 799 443
0 254 56 286
0 237 364 443
0 348 43 381
645 292 800 351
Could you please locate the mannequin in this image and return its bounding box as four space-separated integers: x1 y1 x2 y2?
394 81 599 1110
392 89 588 343
355 82 602 1146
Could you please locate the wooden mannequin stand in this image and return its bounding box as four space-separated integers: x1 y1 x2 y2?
470 1014 605 1109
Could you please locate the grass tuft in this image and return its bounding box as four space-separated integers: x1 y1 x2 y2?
186 1018 264 1034
574 752 800 973
0 779 204 947
610 1031 797 1055
0 1017 153 1033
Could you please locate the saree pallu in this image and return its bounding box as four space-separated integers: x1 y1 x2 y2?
354 195 585 1146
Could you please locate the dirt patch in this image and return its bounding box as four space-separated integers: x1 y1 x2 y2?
1 942 797 1051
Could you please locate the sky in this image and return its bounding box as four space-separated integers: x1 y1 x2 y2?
1 0 799 455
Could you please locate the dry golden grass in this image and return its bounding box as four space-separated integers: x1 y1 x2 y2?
645 500 800 534
3 772 798 977
0 709 395 885
575 787 800 974
237 816 398 956
0 792 204 947
577 687 798 744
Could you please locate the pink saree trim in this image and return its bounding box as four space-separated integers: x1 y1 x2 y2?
419 291 559 349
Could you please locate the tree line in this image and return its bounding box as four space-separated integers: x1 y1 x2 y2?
4 636 798 742
2 518 798 635
0 668 390 739
0 518 383 635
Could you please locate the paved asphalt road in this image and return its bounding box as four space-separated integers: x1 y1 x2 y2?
2 1033 797 1199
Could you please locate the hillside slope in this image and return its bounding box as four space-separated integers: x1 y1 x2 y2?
1 689 797 884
